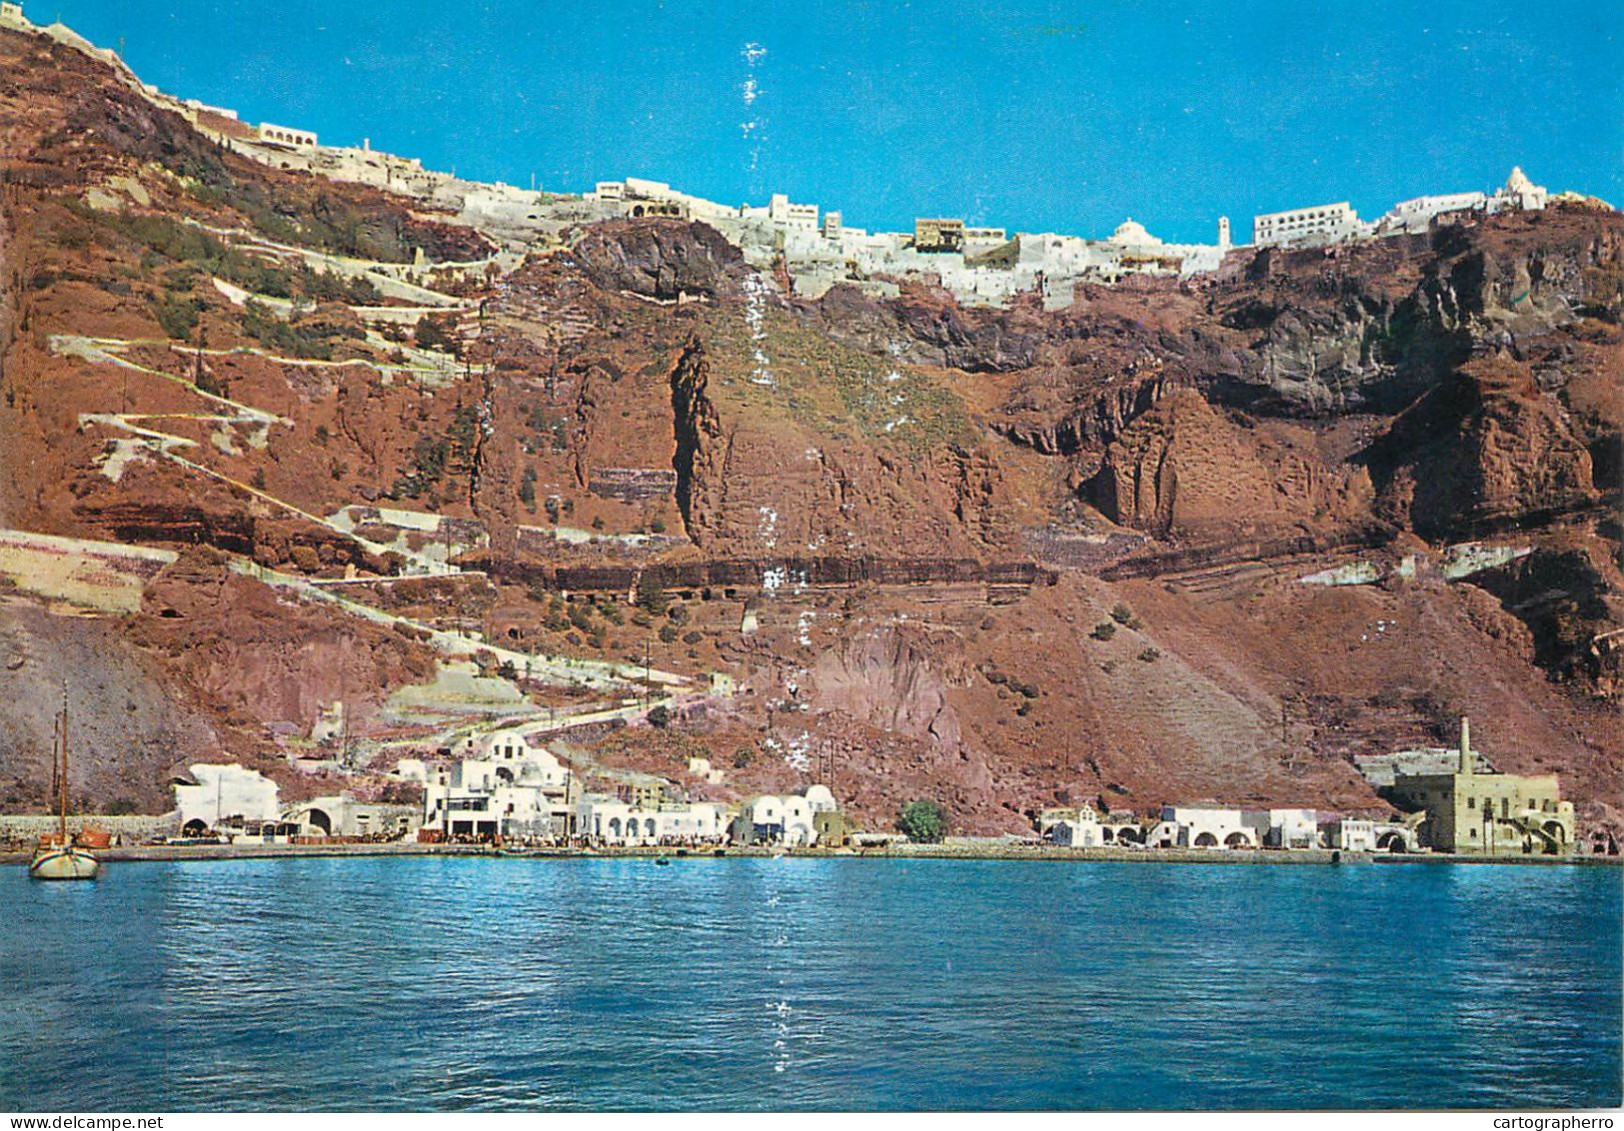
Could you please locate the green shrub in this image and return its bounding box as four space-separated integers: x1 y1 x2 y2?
151 293 201 340
897 800 946 843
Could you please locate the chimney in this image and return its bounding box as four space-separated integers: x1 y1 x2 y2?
1459 716 1473 776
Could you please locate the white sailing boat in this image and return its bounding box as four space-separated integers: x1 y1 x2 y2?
29 692 101 881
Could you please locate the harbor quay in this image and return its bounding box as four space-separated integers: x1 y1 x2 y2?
3 839 1619 868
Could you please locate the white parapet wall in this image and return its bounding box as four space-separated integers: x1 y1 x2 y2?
0 528 177 614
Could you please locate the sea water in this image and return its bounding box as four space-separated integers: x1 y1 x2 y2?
2 857 1619 1110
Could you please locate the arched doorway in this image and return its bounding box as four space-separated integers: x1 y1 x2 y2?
183 818 208 836
1223 832 1251 849
1194 832 1218 848
306 808 333 835
1376 831 1407 854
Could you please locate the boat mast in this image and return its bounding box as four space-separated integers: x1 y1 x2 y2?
58 684 68 848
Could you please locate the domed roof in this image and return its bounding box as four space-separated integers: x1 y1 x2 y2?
1109 218 1161 246
1505 166 1534 193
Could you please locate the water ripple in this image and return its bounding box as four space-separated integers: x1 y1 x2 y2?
1 858 1618 1110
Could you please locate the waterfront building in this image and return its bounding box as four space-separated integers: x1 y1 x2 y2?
731 788 838 846
573 795 729 844
1332 817 1377 852
1039 804 1104 846
173 764 280 834
1265 809 1321 850
1098 811 1146 845
813 809 852 847
1322 816 1419 853
1047 806 1102 847
1382 717 1573 854
424 730 577 839
282 794 420 840
1146 805 1259 849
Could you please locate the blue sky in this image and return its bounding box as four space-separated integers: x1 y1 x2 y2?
42 0 1623 243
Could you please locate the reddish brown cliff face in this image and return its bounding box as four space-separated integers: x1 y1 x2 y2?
0 27 1618 838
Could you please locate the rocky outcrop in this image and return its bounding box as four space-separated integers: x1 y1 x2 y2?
1364 356 1598 540
805 284 1045 372
668 337 726 544
1090 390 1317 537
812 621 972 751
570 219 747 301
1466 542 1624 694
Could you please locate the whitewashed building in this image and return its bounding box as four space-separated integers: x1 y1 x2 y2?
1331 818 1377 852
733 791 826 846
574 797 729 844
424 729 576 838
282 794 420 839
256 122 317 148
1047 805 1103 847
1491 166 1548 212
1252 201 1364 248
1145 806 1259 849
174 764 280 833
1379 191 1488 234
1266 809 1322 850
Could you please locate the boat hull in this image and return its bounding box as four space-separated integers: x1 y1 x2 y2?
29 848 101 881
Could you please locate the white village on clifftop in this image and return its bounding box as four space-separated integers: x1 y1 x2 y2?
0 1 1596 314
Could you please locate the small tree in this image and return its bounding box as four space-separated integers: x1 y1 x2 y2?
414 314 454 353
1110 602 1134 626
1090 621 1117 642
897 799 946 843
635 572 668 616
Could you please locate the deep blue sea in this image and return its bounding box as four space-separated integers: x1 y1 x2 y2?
1 857 1619 1111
